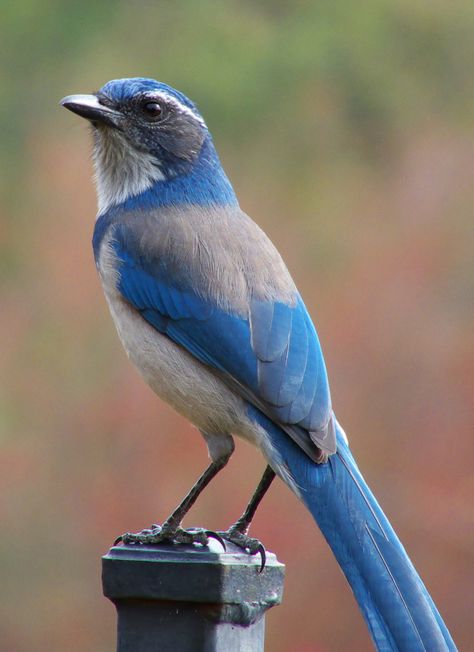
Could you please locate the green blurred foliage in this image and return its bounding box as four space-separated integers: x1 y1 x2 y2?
1 2 473 651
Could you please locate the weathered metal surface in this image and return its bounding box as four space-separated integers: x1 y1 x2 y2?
102 539 285 652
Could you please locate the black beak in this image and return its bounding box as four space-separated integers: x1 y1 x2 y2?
60 94 122 129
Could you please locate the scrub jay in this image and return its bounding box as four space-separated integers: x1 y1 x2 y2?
61 78 456 651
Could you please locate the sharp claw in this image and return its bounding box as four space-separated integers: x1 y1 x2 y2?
256 544 266 572
114 534 124 545
206 530 226 551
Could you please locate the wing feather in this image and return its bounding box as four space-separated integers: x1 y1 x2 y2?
110 220 336 458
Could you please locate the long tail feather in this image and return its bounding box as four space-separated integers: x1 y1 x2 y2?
253 409 457 651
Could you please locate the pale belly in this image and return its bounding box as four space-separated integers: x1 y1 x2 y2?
104 290 255 440
101 288 298 493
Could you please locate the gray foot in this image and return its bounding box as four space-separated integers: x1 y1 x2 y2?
115 524 226 548
217 527 266 572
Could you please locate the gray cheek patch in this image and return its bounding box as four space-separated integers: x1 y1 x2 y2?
154 112 206 161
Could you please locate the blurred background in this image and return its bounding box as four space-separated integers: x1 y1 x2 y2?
1 1 473 650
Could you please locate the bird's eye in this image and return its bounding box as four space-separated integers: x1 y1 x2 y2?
142 101 163 120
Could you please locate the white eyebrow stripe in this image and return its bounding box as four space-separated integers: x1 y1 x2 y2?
143 91 206 125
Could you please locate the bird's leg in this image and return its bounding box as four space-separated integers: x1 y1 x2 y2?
218 465 276 571
115 448 232 548
227 465 276 534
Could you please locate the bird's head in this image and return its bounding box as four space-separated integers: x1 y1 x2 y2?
61 78 225 214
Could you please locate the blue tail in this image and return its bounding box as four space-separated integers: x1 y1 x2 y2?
253 409 457 651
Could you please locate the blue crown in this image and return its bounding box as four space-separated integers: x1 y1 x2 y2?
98 77 199 114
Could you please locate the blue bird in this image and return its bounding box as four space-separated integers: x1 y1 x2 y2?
61 78 456 651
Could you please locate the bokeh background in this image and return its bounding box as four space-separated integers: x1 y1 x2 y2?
1 2 473 650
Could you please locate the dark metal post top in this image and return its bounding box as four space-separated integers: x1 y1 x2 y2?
102 540 285 651
103 541 285 614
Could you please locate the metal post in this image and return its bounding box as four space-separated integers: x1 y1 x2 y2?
102 539 285 652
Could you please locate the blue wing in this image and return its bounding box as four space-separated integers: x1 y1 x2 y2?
107 220 336 459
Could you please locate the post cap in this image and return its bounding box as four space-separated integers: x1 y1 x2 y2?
102 540 285 625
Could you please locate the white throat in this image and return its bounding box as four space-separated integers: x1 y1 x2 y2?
93 128 165 216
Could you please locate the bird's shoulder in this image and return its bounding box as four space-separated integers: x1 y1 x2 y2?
94 203 297 315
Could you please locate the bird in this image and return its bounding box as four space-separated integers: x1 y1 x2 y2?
61 77 456 651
